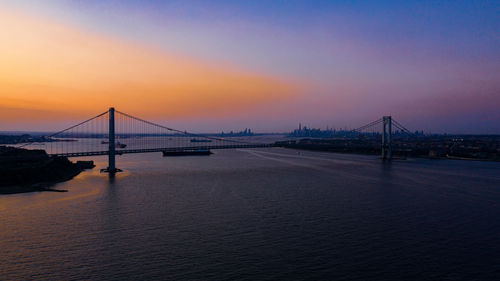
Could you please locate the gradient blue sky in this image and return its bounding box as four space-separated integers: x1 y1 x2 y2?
1 0 499 133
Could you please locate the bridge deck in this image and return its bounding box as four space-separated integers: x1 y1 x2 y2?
50 144 275 157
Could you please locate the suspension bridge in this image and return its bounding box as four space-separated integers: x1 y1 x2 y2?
15 108 414 172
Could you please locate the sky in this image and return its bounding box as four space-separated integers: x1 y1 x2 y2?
0 0 499 133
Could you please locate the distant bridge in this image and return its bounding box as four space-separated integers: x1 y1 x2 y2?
16 107 413 172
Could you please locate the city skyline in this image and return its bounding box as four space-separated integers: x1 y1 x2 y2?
0 0 499 133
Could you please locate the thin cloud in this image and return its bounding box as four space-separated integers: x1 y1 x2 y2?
0 9 301 126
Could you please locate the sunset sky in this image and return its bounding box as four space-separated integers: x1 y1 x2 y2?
0 0 499 133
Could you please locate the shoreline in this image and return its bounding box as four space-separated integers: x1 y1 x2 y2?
0 168 82 195
281 146 500 163
0 146 94 195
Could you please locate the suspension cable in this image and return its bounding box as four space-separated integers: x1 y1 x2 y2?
392 119 414 135
15 111 109 149
351 118 383 133
115 110 252 144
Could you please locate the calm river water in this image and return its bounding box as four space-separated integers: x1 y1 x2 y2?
1 148 500 280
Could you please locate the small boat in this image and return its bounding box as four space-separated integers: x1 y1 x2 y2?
190 139 212 143
116 142 127 148
162 149 212 156
101 140 126 148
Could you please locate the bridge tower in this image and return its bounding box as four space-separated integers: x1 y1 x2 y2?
381 116 392 160
103 107 120 173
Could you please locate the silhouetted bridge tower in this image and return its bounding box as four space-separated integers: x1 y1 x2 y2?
106 107 117 173
382 116 392 160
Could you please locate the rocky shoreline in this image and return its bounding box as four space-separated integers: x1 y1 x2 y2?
0 146 94 194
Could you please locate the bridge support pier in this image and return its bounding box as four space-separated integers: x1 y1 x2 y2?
102 107 121 173
381 116 392 160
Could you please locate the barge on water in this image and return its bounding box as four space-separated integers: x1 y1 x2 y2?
162 149 212 157
190 139 212 143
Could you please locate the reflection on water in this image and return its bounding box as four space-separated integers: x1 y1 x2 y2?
1 148 500 280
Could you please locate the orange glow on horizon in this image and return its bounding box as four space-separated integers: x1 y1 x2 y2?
0 9 300 124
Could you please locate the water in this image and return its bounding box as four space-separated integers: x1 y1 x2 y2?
1 148 500 280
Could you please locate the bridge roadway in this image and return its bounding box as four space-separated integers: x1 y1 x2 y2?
50 144 277 157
